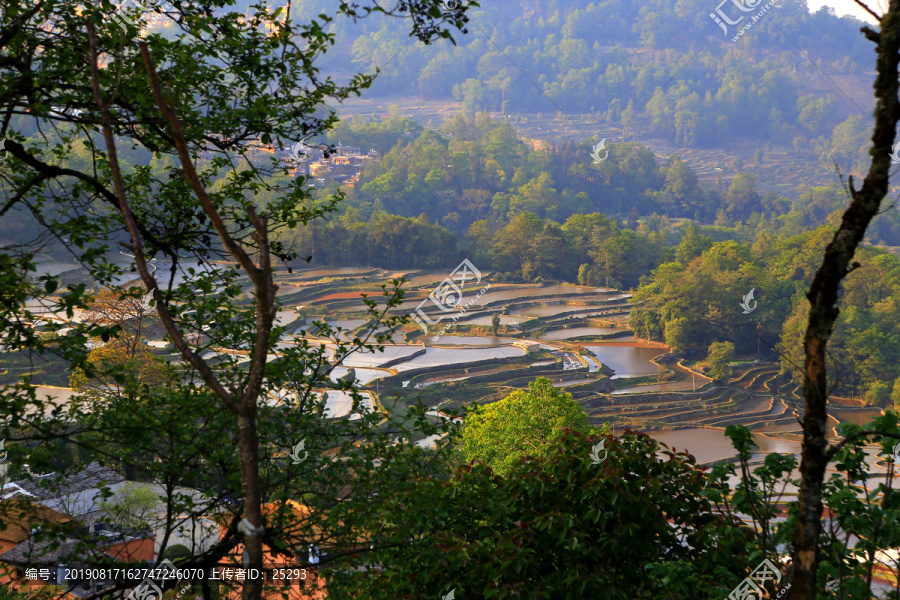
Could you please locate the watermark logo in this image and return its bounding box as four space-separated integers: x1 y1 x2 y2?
891 141 900 165
0 439 7 463
0 139 8 163
126 559 177 600
825 578 840 592
290 439 308 464
875 443 900 464
880 442 900 463
410 259 491 340
440 0 460 10
589 440 607 465
725 558 790 600
710 0 775 41
290 140 313 163
709 0 760 34
590 138 608 164
128 579 162 600
441 589 456 600
739 288 758 314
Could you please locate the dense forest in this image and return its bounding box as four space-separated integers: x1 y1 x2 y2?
290 0 877 172
268 112 900 277
119 0 882 175
8 107 899 292
629 224 900 404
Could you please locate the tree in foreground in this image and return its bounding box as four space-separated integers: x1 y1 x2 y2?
324 429 756 599
0 0 473 599
81 285 160 357
97 482 159 533
792 0 900 595
460 377 603 477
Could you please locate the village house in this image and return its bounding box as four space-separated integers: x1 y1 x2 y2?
0 500 154 598
213 500 347 600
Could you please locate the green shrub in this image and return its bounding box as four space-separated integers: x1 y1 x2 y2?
162 544 192 562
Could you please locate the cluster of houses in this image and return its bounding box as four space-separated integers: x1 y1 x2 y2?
115 2 284 39
0 463 331 600
196 140 379 190
290 144 380 189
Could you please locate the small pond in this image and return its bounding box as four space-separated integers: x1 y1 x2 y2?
294 267 372 278
464 314 527 326
318 390 375 419
611 380 698 395
337 345 422 368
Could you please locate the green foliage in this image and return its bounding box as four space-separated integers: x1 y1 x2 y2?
864 381 891 407
0 0 465 591
664 316 691 354
313 0 874 165
69 340 173 400
325 429 752 599
162 544 192 562
460 377 594 477
675 222 713 266
707 341 735 382
714 416 900 598
893 377 900 412
98 483 159 532
629 224 900 399
297 110 797 283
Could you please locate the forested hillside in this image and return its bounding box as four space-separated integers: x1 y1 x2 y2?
291 0 880 173
629 224 900 403
271 113 900 275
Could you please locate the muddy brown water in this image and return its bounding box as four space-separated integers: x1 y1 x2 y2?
584 345 665 378
542 327 620 340
830 408 884 427
648 428 803 464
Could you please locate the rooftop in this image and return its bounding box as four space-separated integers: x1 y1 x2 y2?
0 501 73 544
10 462 125 501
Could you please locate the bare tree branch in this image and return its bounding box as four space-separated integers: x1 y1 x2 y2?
854 0 883 22
792 2 900 597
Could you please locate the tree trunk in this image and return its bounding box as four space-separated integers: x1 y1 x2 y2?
237 411 264 600
89 26 274 600
791 4 900 597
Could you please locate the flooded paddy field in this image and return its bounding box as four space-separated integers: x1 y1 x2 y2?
464 314 528 326
7 264 886 471
542 327 620 340
392 346 526 372
424 335 520 346
583 345 666 378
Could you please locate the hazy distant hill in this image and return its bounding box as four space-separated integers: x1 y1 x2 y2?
249 0 879 190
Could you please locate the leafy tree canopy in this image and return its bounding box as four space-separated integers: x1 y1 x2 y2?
460 377 599 477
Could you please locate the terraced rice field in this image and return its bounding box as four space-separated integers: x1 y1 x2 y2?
17 261 885 469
